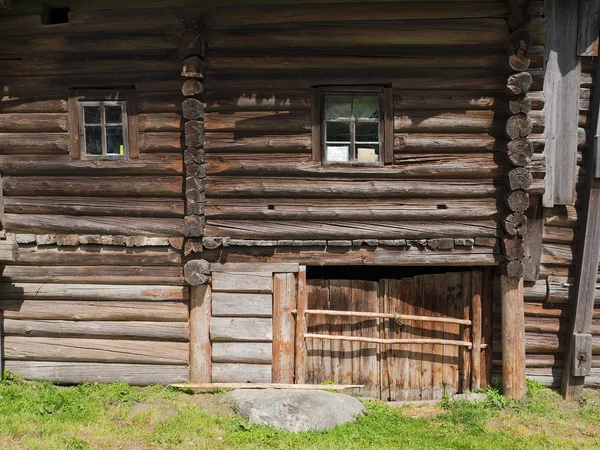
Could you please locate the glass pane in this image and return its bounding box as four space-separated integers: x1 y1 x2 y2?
326 145 350 162
106 127 124 155
356 144 379 163
105 106 123 124
356 122 379 142
84 106 101 125
325 95 352 119
354 96 379 119
84 126 102 155
326 121 351 142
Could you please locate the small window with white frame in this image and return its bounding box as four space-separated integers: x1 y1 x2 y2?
312 86 393 165
68 89 138 159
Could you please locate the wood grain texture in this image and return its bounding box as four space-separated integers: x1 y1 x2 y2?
210 317 273 342
190 285 211 383
212 342 272 364
211 271 273 293
501 275 526 400
211 292 273 317
272 272 297 383
212 363 272 383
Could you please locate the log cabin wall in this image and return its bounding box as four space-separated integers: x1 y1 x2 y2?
0 6 191 384
197 1 540 265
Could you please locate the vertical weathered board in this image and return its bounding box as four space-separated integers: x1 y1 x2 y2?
272 272 297 383
444 272 461 396
295 266 308 384
190 285 211 383
305 280 329 384
576 0 600 57
501 275 526 400
431 274 446 400
421 275 435 400
470 270 483 391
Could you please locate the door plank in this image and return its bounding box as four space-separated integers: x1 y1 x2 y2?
444 272 461 396
460 271 472 393
409 275 424 401
421 275 435 400
352 280 380 398
432 273 446 400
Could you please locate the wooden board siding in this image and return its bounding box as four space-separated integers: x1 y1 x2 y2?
202 3 511 247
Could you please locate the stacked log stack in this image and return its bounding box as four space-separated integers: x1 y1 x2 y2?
502 0 534 277
180 23 207 245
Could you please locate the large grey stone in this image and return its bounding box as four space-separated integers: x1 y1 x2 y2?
221 389 365 432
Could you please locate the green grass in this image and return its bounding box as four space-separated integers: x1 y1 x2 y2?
1 371 599 449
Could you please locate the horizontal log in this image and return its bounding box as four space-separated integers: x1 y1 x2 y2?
493 332 600 354
207 154 505 178
211 363 272 384
208 52 507 71
3 176 183 197
3 320 189 341
205 220 499 239
139 113 183 132
206 198 501 221
4 336 189 364
205 70 507 92
305 333 472 347
541 244 574 266
204 92 310 112
204 3 509 26
204 133 311 153
138 93 184 114
206 177 498 198
544 205 579 226
543 225 575 244
395 91 500 110
139 132 183 153
4 214 183 236
0 300 189 321
394 110 496 133
15 246 182 266
395 133 497 152
210 263 299 272
212 271 273 293
0 283 187 301
211 292 273 317
173 383 362 391
0 97 67 113
201 246 500 267
0 265 184 285
5 361 188 385
208 20 509 49
210 317 273 342
0 154 183 176
0 113 68 132
205 111 309 133
212 342 272 364
0 34 179 56
0 132 68 154
5 196 183 217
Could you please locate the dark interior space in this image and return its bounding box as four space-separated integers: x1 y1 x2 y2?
307 265 472 281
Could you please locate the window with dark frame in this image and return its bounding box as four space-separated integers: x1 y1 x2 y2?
68 90 139 160
312 86 393 165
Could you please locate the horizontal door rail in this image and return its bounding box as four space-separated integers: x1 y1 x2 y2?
299 309 472 326
304 333 473 349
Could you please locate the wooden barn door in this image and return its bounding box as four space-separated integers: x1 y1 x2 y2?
304 270 487 401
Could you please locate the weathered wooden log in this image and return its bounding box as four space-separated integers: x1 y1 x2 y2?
427 238 454 250
507 7 532 31
3 320 188 341
506 72 533 95
212 271 273 293
393 110 495 133
202 236 224 250
502 212 528 236
184 120 205 147
210 317 273 342
508 49 531 71
139 132 183 154
204 133 311 153
212 363 271 383
182 98 205 120
4 336 188 364
395 133 497 152
190 285 211 383
502 236 525 260
181 56 205 79
183 215 205 237
184 259 210 285
506 114 533 139
0 113 68 133
506 29 532 52
503 189 530 212
212 342 272 364
212 292 273 317
506 167 533 190
272 272 297 383
179 29 205 59
504 95 532 115
182 79 204 97
138 113 181 132
504 260 525 277
0 133 68 154
205 111 309 133
506 137 534 166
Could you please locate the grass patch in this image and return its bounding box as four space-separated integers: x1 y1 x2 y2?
1 371 599 449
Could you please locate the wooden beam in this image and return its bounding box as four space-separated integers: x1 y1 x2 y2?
272 272 297 383
190 285 211 383
171 383 363 391
294 266 307 384
470 271 483 391
543 0 582 206
562 50 600 399
577 0 600 57
501 275 526 400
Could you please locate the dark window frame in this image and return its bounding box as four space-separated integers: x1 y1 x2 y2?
68 89 139 160
311 86 393 165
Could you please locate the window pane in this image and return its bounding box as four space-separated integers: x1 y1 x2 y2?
105 106 123 124
326 145 350 162
326 121 351 142
84 106 101 124
356 144 379 163
84 126 102 155
354 96 379 119
325 95 352 119
106 127 124 155
355 122 379 142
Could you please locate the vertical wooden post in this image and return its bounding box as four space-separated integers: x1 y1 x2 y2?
294 266 307 384
190 284 211 383
470 270 483 391
500 275 526 400
272 272 297 383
